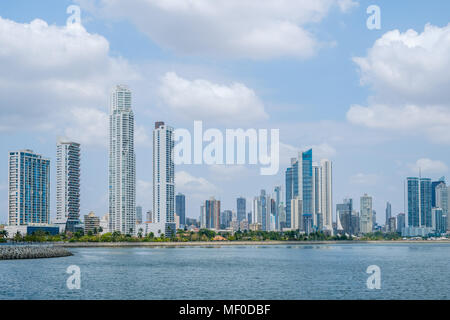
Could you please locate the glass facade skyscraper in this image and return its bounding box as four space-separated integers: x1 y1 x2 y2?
236 197 246 223
431 178 445 208
285 165 294 228
407 177 420 227
285 149 313 230
176 193 186 226
205 197 220 229
420 178 432 227
407 177 432 227
8 150 50 226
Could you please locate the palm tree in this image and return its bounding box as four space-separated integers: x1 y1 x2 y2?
0 230 8 239
13 231 22 242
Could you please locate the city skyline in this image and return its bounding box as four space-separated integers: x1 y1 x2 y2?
0 1 450 227
3 113 449 229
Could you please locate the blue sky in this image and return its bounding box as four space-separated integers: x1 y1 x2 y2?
1 0 449 225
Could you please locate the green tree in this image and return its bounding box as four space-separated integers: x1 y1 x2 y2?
13 231 23 242
0 230 8 239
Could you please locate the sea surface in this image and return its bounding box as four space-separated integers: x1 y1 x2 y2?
1 243 449 300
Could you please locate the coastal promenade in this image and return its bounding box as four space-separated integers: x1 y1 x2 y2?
54 240 450 248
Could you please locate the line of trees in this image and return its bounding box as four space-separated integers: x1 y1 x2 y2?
0 228 405 243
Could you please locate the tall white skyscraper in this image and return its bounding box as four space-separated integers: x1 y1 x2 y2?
312 163 321 228
320 159 333 232
109 85 136 235
152 121 176 236
56 141 80 232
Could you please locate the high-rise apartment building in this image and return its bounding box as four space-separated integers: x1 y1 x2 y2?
285 149 313 230
291 196 302 230
435 183 448 216
84 212 100 234
136 206 143 224
396 213 406 233
407 177 420 227
176 193 186 226
320 159 333 232
153 121 176 236
385 201 391 227
273 186 282 230
237 197 246 224
8 150 50 226
204 197 220 229
360 194 373 234
312 163 321 228
336 198 353 235
407 177 432 228
431 178 445 208
109 85 136 235
420 178 432 227
253 190 271 231
56 141 80 232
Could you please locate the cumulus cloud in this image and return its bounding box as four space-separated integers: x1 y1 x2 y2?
176 170 217 194
348 24 450 144
158 72 268 124
407 158 448 175
137 180 152 209
63 108 109 147
77 0 356 60
0 17 138 145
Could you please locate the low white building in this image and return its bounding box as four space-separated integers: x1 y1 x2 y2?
135 222 165 237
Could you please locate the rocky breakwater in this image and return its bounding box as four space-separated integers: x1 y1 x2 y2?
0 245 73 260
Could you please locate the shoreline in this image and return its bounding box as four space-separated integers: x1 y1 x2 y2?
53 240 450 248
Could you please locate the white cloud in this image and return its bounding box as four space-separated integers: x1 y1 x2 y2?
0 17 138 145
349 173 380 186
337 0 359 13
176 170 217 194
158 72 268 124
407 158 448 175
64 108 108 147
347 104 450 143
348 24 450 144
354 24 450 104
78 0 356 60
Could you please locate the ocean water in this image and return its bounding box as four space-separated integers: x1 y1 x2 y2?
1 243 449 300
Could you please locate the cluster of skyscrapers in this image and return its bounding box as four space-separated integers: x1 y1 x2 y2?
404 177 448 236
198 149 334 235
6 85 178 237
5 85 450 238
